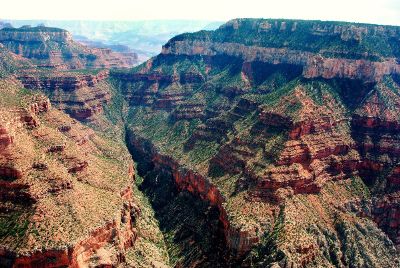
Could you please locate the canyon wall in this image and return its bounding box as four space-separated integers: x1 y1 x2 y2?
17 70 111 121
2 18 400 267
0 81 141 267
162 41 400 82
126 132 259 257
0 26 138 70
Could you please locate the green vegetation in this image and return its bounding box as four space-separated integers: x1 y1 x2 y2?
122 53 306 183
373 76 400 121
0 83 34 108
0 46 30 78
128 107 206 167
0 212 30 242
169 19 400 60
104 78 127 125
244 206 285 267
137 166 227 267
125 170 170 267
345 176 372 199
93 19 400 267
85 54 97 61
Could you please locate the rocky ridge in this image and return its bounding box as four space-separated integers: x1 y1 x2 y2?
0 23 172 267
0 26 139 121
0 26 138 70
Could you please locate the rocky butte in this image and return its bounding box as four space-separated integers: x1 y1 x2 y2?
1 18 400 267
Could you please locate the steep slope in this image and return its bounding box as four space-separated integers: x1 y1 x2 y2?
0 78 139 267
0 44 33 78
112 19 400 267
17 69 112 121
2 18 400 268
0 50 169 268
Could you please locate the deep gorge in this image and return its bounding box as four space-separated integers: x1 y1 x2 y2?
1 18 400 267
124 122 253 267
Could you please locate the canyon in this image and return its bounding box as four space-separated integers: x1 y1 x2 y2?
0 19 400 267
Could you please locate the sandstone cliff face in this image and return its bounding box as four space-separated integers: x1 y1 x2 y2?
0 27 136 124
0 26 138 70
0 27 72 43
348 78 400 246
252 86 354 200
17 70 111 121
18 70 109 91
161 18 400 82
0 25 172 267
162 40 400 82
0 26 138 123
2 18 400 267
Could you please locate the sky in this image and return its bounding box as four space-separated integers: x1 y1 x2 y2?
1 0 400 26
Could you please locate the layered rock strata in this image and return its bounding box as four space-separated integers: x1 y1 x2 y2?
0 26 138 70
18 70 111 121
0 82 140 267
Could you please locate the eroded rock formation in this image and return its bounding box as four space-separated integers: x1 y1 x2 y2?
18 70 111 121
0 81 141 267
0 26 138 70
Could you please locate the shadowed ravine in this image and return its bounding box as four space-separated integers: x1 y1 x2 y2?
125 128 235 267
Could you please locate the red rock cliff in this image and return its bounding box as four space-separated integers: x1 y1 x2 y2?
0 88 141 267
